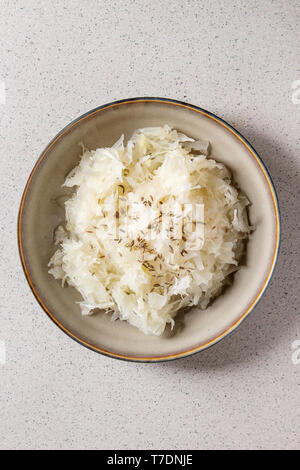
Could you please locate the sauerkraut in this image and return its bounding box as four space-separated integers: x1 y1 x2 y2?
48 125 250 335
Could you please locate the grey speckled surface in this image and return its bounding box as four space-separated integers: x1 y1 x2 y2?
0 0 299 450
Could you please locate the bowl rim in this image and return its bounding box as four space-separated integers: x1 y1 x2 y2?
18 96 281 362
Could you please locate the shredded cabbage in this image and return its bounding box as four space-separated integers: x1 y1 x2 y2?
48 125 250 335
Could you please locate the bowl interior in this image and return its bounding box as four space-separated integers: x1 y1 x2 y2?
19 99 279 360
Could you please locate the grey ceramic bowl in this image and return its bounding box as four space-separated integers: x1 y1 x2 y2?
18 97 280 362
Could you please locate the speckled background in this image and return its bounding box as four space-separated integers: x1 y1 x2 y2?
0 0 299 450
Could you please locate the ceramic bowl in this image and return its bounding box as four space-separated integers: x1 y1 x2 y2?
18 97 280 362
